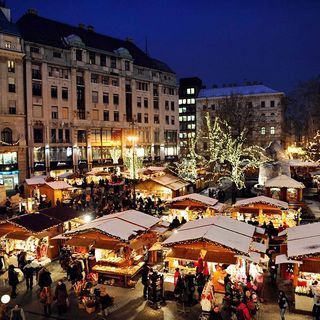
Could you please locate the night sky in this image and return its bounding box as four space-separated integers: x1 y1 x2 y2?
6 0 320 92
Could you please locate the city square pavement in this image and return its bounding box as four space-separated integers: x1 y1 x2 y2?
0 261 312 320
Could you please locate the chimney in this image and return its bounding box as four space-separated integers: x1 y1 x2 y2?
27 8 38 15
87 25 94 32
125 37 134 43
78 23 85 29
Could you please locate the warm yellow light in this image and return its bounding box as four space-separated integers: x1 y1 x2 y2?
127 135 138 142
287 146 305 155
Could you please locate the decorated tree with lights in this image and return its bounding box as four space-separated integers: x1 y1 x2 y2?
123 149 144 180
109 147 122 164
303 130 320 162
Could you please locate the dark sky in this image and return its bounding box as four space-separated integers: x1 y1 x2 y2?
6 0 320 92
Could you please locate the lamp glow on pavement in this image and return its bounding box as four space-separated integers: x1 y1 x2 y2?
1 294 10 304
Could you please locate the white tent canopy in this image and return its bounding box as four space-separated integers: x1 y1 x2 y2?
234 196 289 209
265 174 305 189
65 210 160 241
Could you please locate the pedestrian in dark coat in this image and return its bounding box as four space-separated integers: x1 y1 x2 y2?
39 286 53 316
8 265 19 298
141 265 149 299
54 280 68 315
23 260 34 291
37 267 52 289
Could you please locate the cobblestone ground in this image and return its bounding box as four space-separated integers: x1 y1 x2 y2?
0 261 313 320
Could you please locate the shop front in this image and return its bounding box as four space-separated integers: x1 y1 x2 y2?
38 181 72 205
0 151 19 190
49 147 73 177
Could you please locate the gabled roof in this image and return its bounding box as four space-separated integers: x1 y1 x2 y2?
40 206 82 222
44 181 72 190
198 85 282 99
234 196 289 209
166 193 219 208
25 175 47 185
265 174 305 189
150 174 189 191
0 9 20 36
17 13 174 73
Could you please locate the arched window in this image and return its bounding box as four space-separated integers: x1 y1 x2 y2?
1 128 12 144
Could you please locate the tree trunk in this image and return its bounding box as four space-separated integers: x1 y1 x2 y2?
231 182 237 204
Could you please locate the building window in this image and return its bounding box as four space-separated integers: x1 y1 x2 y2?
137 113 142 123
124 60 130 71
1 128 12 144
8 101 16 114
137 82 149 91
32 82 42 96
32 65 41 79
34 128 43 143
76 49 82 61
53 51 61 58
103 93 109 104
58 129 63 143
270 127 275 135
261 127 266 135
111 78 119 86
30 46 40 53
103 110 109 121
165 101 169 110
77 130 86 143
91 73 99 83
62 87 68 100
110 56 117 68
102 76 109 85
144 98 148 108
8 79 15 93
5 41 11 49
89 51 96 64
51 86 58 98
261 101 265 108
113 111 119 122
153 99 159 109
165 115 169 125
51 129 57 143
137 97 142 108
7 60 15 73
171 101 175 111
144 114 149 123
51 106 58 119
100 54 106 67
65 129 70 143
270 100 275 107
171 116 175 125
92 91 98 103
154 115 159 124
187 88 195 94
113 94 119 105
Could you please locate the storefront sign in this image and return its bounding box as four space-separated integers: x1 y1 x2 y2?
34 162 46 172
50 161 73 170
0 163 18 172
78 160 88 169
92 159 112 167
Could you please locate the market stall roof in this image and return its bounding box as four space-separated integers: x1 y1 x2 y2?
287 222 320 258
233 196 289 209
150 174 189 191
44 181 72 190
264 174 305 189
40 206 83 222
163 216 256 255
65 210 160 241
166 193 224 211
286 159 319 167
275 254 302 265
25 175 47 185
8 212 61 233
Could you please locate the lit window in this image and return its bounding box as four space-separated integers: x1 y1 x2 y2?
5 41 11 49
261 127 265 135
183 99 186 104
187 88 195 94
179 99 183 105
270 127 275 135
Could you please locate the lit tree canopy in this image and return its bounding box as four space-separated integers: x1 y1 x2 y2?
123 149 144 180
303 130 320 162
109 147 121 164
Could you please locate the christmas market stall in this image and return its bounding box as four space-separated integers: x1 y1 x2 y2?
276 222 320 312
135 173 189 200
265 174 305 208
165 193 225 222
38 181 73 205
25 175 47 199
232 195 297 227
64 210 161 287
162 216 266 293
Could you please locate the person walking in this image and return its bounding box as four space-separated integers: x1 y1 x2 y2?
8 265 19 298
37 267 52 289
23 260 34 291
40 286 53 317
9 304 26 320
278 290 289 320
141 265 149 300
54 280 68 315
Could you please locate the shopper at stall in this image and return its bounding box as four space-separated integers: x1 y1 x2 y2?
311 283 320 320
8 265 19 298
141 265 149 300
220 293 233 320
37 267 52 289
39 286 53 317
54 280 68 315
196 272 206 301
174 268 181 287
209 305 223 320
9 304 26 320
235 297 250 320
23 260 34 291
278 290 289 320
185 272 195 305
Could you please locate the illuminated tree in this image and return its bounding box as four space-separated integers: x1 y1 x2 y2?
123 149 144 180
303 130 320 162
109 147 122 164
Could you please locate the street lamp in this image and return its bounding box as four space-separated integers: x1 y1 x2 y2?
127 135 138 207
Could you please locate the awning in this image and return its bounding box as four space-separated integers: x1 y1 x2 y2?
275 254 302 265
205 250 237 264
166 248 201 261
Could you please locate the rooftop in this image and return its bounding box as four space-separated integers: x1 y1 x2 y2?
0 7 20 36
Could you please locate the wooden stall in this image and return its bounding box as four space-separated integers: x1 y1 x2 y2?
165 193 225 222
38 181 72 205
64 210 162 287
265 174 305 208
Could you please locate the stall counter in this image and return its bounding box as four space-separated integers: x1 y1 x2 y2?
294 294 313 312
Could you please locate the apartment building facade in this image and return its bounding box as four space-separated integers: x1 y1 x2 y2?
14 10 178 178
0 5 27 189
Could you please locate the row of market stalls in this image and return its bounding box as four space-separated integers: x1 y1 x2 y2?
275 222 320 312
0 206 85 267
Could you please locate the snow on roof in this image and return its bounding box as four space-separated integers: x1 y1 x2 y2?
198 85 281 99
65 210 160 241
234 196 289 209
25 175 47 185
275 254 302 265
251 241 267 253
286 159 319 167
151 174 189 191
163 216 256 255
166 193 219 208
265 174 305 189
287 222 320 258
45 181 72 190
